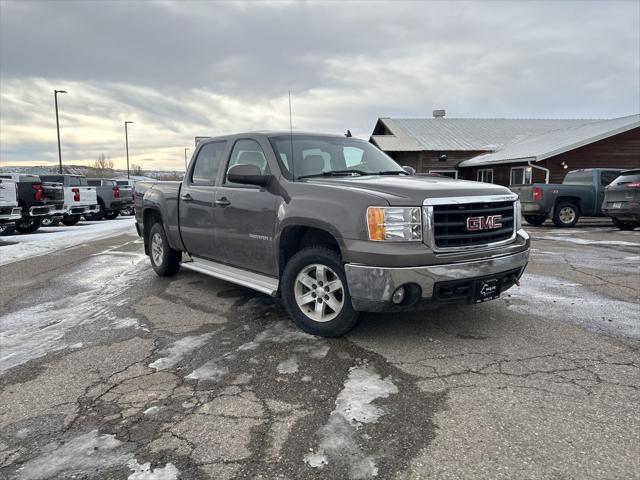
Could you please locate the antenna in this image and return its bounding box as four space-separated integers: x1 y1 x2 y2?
288 90 295 179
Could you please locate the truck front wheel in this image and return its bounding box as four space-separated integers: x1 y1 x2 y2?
524 215 546 226
552 203 580 227
281 247 359 337
149 222 181 276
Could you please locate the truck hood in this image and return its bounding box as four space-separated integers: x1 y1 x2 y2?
302 175 512 205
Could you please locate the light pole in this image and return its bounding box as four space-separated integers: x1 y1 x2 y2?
124 121 134 179
54 89 67 174
184 147 189 172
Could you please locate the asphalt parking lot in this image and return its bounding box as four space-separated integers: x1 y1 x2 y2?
0 218 638 479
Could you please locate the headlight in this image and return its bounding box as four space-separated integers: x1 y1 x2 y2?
367 207 422 241
515 199 522 230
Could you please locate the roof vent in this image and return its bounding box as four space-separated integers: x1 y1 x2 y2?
433 109 446 118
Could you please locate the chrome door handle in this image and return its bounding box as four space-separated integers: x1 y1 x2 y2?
215 198 230 207
181 193 193 202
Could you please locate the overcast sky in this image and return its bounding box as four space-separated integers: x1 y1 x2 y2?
1 0 638 170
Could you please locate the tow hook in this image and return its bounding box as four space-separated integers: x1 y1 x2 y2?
513 276 521 287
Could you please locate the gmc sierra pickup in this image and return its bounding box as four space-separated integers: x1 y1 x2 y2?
511 168 624 227
86 178 133 220
137 132 530 337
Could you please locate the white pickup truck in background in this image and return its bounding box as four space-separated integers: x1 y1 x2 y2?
40 174 99 226
0 178 22 233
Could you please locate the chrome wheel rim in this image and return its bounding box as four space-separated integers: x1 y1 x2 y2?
42 218 53 226
294 263 344 323
559 207 575 224
151 232 164 266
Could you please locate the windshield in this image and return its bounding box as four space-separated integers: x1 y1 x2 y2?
269 135 405 179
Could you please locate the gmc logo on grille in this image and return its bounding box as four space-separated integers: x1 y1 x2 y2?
466 215 502 231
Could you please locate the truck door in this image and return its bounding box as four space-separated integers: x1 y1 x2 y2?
178 141 227 258
212 138 278 276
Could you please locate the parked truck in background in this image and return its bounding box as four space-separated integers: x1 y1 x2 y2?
115 180 135 215
39 174 99 226
137 132 530 337
511 168 624 227
0 173 64 234
602 169 640 230
0 178 23 235
86 178 134 220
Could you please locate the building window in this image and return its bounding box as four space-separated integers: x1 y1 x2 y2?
510 166 532 185
477 169 494 183
429 169 458 179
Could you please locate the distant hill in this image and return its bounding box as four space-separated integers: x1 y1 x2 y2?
0 165 185 180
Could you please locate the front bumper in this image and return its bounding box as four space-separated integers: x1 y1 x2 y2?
345 246 529 312
0 206 22 222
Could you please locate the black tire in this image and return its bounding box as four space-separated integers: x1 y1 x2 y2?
0 223 16 236
61 215 81 226
524 215 546 226
88 203 105 221
552 203 580 228
281 246 359 337
15 217 42 234
104 210 119 220
612 218 639 231
41 217 61 227
149 222 181 276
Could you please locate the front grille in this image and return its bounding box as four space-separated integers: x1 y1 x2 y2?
431 200 515 249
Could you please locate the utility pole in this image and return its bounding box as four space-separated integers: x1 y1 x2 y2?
54 89 67 174
124 121 134 179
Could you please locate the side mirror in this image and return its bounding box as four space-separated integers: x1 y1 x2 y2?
402 165 416 175
227 164 270 186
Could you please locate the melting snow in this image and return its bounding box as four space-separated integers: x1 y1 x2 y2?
127 459 179 480
508 274 640 338
277 356 299 374
304 365 398 479
0 254 148 374
186 360 229 381
149 332 217 370
0 217 137 266
531 235 639 247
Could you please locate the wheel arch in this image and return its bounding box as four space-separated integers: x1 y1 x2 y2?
277 223 343 276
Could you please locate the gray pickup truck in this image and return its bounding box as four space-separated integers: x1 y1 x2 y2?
86 178 134 220
511 168 624 227
137 132 530 336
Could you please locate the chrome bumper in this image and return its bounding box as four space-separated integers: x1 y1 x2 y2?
29 205 54 216
0 206 22 222
345 244 529 311
68 204 99 215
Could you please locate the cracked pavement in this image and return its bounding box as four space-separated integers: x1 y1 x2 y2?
0 219 638 479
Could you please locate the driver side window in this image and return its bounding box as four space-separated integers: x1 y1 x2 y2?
225 139 269 185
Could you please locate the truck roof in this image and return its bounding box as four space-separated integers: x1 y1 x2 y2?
198 131 359 143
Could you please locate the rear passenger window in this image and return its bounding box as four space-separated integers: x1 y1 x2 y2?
600 171 619 186
191 141 227 185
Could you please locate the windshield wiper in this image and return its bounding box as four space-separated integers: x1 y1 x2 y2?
376 171 407 175
297 170 368 180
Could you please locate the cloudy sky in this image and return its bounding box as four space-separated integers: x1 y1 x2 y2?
1 0 638 170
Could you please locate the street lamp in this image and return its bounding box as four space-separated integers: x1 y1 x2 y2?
184 147 190 172
54 89 67 174
124 121 134 179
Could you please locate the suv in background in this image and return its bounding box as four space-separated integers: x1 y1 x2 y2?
602 169 640 230
86 178 133 220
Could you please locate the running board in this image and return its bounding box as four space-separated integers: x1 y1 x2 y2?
182 256 279 296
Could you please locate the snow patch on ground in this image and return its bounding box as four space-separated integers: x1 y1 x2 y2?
186 360 229 381
0 254 148 374
508 273 640 338
277 356 299 374
0 217 136 266
127 459 179 480
531 234 639 247
16 430 132 480
149 331 218 370
304 365 398 479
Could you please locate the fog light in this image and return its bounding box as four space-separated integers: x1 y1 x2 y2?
392 287 406 304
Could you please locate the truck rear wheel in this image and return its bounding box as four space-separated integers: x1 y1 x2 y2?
552 203 580 227
42 217 60 227
15 217 42 234
149 222 181 276
61 215 81 226
281 247 359 337
104 210 119 220
0 224 15 236
524 215 546 226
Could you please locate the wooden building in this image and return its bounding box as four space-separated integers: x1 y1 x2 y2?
370 112 639 186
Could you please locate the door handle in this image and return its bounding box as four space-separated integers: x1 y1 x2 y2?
181 193 193 202
215 197 231 207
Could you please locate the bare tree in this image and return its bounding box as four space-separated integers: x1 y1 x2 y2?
131 163 143 176
90 154 114 177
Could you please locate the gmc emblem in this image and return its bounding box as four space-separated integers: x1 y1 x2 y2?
466 215 502 231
